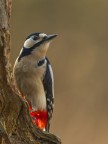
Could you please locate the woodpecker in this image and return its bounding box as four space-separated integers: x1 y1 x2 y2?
13 32 57 131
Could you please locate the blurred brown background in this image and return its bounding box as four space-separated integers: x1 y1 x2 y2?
11 0 108 144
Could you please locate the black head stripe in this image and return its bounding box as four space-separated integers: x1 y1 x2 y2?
26 32 41 40
18 48 31 62
18 40 45 62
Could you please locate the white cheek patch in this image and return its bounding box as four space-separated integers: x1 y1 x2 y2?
24 38 35 48
24 38 41 48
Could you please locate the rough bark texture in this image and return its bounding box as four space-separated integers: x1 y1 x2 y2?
0 0 61 144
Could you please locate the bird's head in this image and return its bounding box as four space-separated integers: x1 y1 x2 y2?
18 32 57 61
25 32 57 47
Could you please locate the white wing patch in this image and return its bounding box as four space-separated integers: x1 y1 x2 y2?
48 64 54 97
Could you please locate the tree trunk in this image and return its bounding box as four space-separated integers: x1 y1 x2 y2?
0 0 61 144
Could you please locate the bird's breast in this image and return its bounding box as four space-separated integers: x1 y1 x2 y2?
13 59 47 111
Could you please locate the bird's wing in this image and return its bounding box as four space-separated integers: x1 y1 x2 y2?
43 58 54 131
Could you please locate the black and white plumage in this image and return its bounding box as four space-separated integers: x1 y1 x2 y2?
43 57 54 131
13 32 57 132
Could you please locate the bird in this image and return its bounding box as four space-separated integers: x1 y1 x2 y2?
13 32 57 132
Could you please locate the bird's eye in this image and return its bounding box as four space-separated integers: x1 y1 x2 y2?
33 36 38 40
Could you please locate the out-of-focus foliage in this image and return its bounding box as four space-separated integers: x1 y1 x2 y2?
11 1 108 143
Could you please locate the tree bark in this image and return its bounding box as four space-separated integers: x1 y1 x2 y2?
0 0 61 144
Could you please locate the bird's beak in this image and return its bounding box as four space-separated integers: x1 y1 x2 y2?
44 34 58 41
